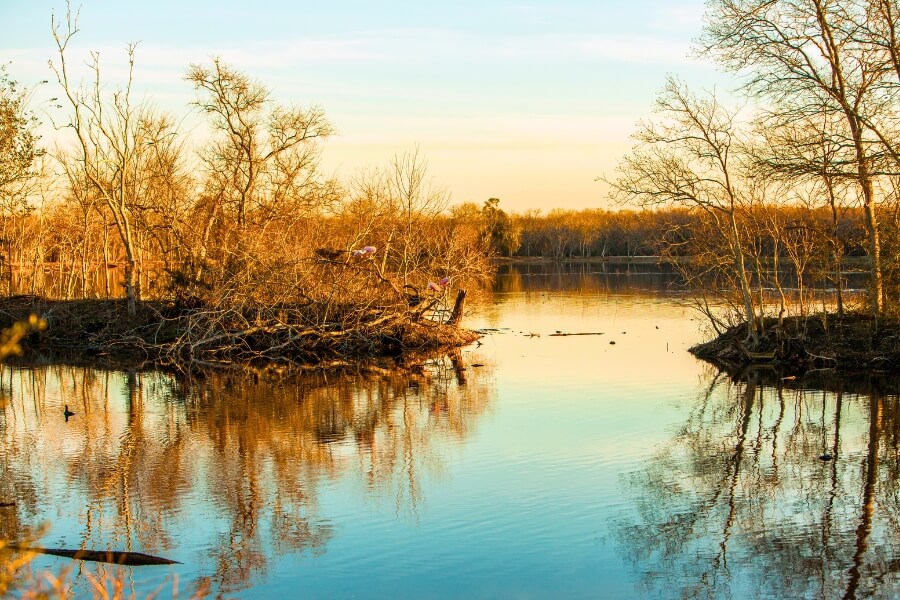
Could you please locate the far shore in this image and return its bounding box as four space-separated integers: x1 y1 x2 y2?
497 255 874 269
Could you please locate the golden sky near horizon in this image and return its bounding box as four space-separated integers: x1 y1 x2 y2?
3 0 726 212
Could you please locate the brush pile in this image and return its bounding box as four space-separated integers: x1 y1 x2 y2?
0 293 478 369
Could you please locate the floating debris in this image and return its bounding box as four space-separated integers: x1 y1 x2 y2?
548 332 605 337
6 545 180 566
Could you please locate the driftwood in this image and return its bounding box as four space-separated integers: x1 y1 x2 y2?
548 332 605 337
6 545 180 566
735 340 777 362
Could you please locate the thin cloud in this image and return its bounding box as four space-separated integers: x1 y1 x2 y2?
649 3 705 31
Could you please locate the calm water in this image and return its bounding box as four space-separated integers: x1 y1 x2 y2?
2 262 900 599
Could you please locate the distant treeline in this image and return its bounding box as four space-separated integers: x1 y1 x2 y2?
498 206 871 260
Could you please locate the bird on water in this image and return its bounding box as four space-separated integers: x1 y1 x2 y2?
64 404 75 420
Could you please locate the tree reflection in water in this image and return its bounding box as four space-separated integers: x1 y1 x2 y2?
0 351 491 596
616 367 900 599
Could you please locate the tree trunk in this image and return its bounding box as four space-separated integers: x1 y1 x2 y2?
103 219 111 298
849 115 884 315
448 289 467 326
124 258 137 317
730 211 758 343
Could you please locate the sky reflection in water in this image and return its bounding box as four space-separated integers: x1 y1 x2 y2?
1 262 899 598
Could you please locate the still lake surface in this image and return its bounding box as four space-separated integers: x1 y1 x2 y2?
2 261 899 599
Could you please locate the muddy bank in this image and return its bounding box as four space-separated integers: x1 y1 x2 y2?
690 313 900 374
0 295 479 371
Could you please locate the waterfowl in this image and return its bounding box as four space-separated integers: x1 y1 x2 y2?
63 404 75 419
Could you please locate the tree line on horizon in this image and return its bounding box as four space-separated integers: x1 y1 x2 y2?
482 204 870 262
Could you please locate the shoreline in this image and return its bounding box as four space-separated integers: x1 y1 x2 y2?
0 296 480 373
689 312 900 375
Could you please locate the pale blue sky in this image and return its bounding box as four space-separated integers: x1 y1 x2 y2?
2 0 721 210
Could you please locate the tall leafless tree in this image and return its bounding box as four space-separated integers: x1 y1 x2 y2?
609 77 762 341
50 4 144 315
701 0 890 314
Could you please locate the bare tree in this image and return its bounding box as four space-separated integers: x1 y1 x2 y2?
751 109 857 315
609 77 762 341
186 58 333 286
701 0 889 313
50 5 143 315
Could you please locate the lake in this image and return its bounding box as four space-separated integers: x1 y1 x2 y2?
2 261 899 599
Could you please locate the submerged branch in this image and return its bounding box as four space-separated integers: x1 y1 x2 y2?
6 545 179 566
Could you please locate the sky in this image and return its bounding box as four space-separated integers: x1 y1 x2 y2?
2 0 722 212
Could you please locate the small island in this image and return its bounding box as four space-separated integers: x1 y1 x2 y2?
689 313 900 374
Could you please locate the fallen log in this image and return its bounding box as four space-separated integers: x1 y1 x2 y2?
6 545 180 566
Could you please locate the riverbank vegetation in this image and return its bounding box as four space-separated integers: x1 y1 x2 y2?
0 6 495 368
7 0 900 373
601 0 900 370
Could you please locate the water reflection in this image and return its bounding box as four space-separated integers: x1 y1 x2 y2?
495 260 683 296
6 262 900 598
0 354 492 596
617 369 900 599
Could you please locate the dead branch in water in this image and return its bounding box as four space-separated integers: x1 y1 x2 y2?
548 332 605 336
6 545 179 566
